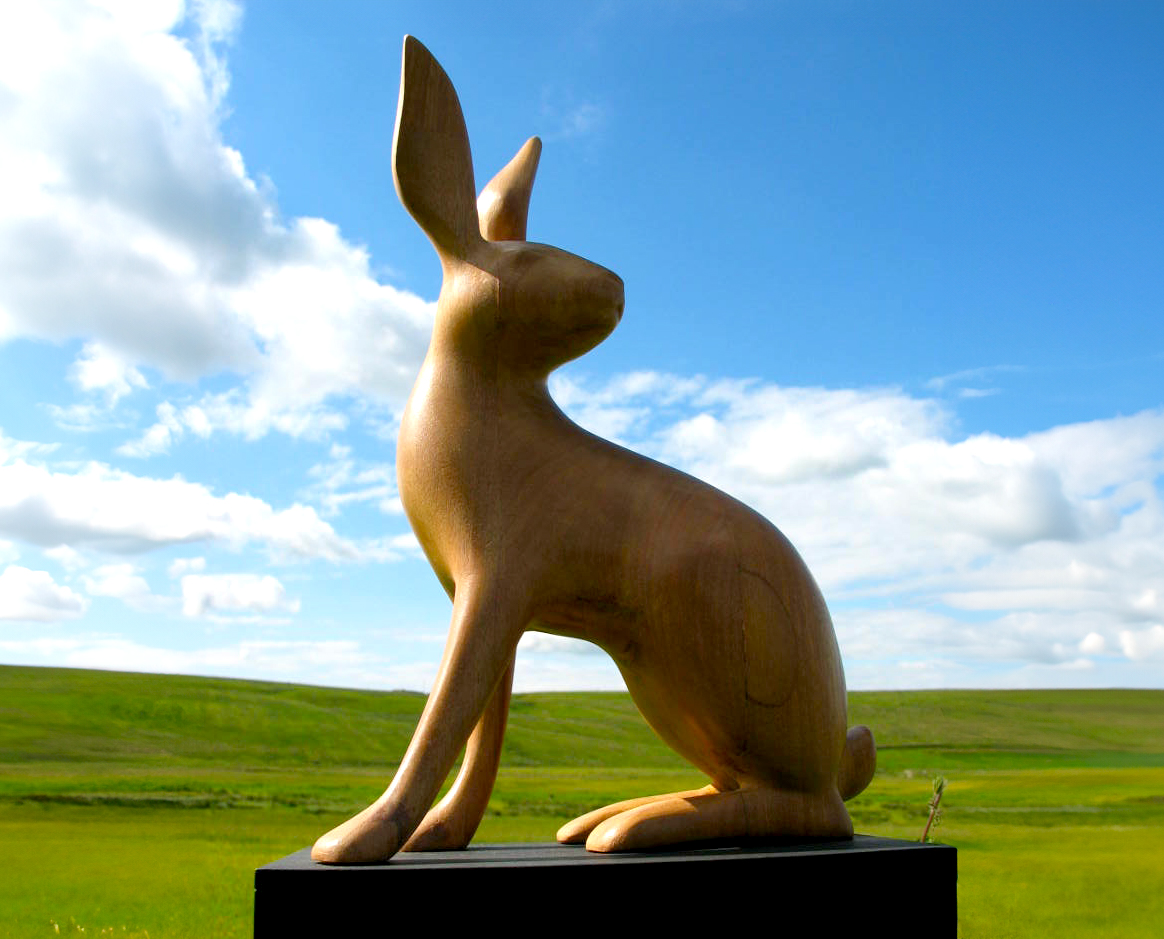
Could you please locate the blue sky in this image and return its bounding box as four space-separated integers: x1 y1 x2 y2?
0 0 1161 691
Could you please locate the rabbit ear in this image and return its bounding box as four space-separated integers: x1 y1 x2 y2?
392 36 481 260
478 137 542 242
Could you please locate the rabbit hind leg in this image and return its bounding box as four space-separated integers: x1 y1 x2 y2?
584 785 852 853
556 785 717 844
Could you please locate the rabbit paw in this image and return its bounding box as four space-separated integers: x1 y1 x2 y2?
311 802 403 864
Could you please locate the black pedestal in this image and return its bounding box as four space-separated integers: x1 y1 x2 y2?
254 836 956 936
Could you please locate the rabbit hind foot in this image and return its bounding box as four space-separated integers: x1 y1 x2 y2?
583 785 853 853
556 785 717 844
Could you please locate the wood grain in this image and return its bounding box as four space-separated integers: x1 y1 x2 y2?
311 35 875 865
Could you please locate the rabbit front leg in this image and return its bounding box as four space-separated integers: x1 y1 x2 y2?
311 583 524 863
402 653 515 851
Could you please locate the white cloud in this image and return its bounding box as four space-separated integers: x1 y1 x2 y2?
82 562 165 611
0 442 361 561
386 532 421 555
0 565 88 621
46 401 119 433
512 653 624 692
304 445 401 517
0 431 57 461
1119 625 1164 661
0 1 261 371
0 0 433 447
117 400 183 456
44 544 86 570
189 0 243 108
1027 410 1164 497
926 364 1023 393
337 532 423 563
168 555 205 577
0 634 417 689
181 572 299 617
69 341 148 405
868 434 1086 547
834 606 1128 674
558 103 604 138
45 338 150 434
549 371 705 444
518 633 604 656
539 88 606 142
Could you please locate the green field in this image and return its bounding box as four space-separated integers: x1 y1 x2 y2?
1 665 1161 937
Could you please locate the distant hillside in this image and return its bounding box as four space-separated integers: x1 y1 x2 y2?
0 665 677 769
2 664 1161 771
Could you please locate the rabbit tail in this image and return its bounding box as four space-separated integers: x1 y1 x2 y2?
838 725 876 800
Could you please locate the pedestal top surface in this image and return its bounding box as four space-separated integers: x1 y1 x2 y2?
260 835 952 872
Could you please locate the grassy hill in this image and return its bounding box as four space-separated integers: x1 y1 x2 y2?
2 664 1161 771
2 665 1163 938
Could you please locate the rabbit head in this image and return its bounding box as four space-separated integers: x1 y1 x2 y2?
393 36 624 376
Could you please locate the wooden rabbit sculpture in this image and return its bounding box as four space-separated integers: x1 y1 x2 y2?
311 35 876 864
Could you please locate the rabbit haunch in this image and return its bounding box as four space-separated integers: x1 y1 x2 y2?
310 35 875 864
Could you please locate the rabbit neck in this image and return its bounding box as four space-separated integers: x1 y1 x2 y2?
395 335 576 565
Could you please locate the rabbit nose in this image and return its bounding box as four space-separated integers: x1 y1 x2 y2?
610 279 625 319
